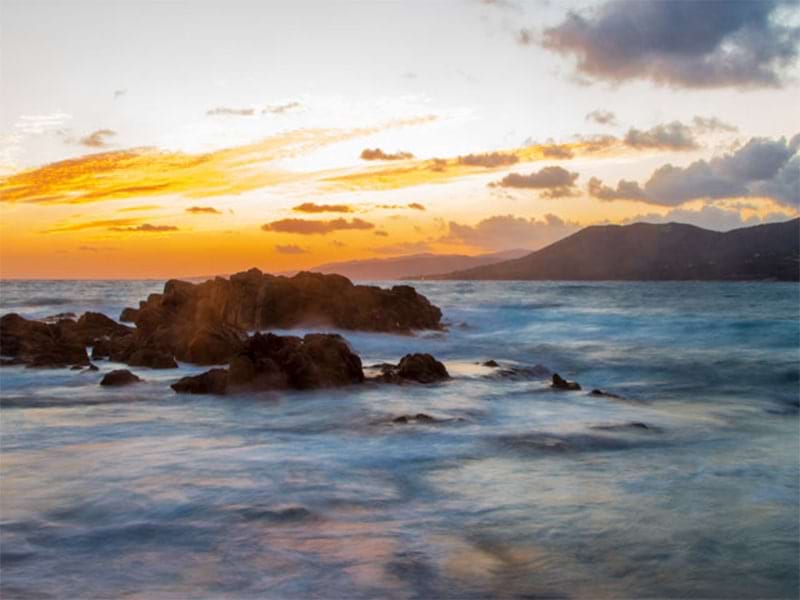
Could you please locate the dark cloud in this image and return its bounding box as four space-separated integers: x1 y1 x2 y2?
691 116 738 133
586 109 617 126
540 144 575 159
261 217 375 235
360 148 415 160
113 89 126 99
589 134 800 207
207 107 255 116
408 202 426 211
587 177 647 201
263 101 302 115
458 152 519 168
491 166 579 198
79 129 116 148
109 224 178 232
623 121 698 150
275 244 307 254
441 214 580 251
185 206 222 214
293 202 353 213
374 230 389 237
542 0 800 89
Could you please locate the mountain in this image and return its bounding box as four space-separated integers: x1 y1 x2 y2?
424 219 800 281
307 249 529 280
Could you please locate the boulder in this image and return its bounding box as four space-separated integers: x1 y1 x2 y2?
374 353 450 384
73 312 132 345
100 369 142 386
0 313 89 368
551 373 581 391
171 368 229 394
228 332 364 391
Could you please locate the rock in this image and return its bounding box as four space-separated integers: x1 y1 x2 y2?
392 413 437 424
551 373 581 391
228 332 364 391
590 389 623 399
127 348 178 369
179 325 244 365
86 363 99 372
100 369 142 386
483 360 499 368
374 353 450 384
590 422 655 432
73 312 133 345
41 312 77 323
486 364 552 381
0 313 89 368
171 368 229 394
119 307 139 323
0 357 25 366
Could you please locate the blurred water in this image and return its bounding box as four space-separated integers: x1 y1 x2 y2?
1 279 798 599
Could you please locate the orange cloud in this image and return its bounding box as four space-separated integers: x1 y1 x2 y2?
109 224 179 232
293 202 353 213
261 217 374 235
0 116 438 205
45 217 145 233
360 148 415 160
186 206 222 214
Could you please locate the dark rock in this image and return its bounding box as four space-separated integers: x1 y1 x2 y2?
119 307 139 323
128 270 442 366
392 413 437 424
486 364 552 381
483 360 499 368
551 373 581 391
228 332 364 391
171 368 229 394
374 353 450 384
0 313 89 368
70 365 83 370
86 363 99 372
591 422 656 432
127 348 178 369
590 389 623 399
0 357 25 366
42 312 77 323
100 369 142 386
74 312 133 345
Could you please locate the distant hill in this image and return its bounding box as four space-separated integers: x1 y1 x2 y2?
424 219 800 281
308 249 529 280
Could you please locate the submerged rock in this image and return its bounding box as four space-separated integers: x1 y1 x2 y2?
487 364 552 381
171 368 229 394
590 422 657 432
374 353 450 384
482 359 500 368
100 369 142 386
590 388 623 399
393 413 437 424
551 373 581 391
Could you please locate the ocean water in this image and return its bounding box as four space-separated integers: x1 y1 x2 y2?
1 279 798 599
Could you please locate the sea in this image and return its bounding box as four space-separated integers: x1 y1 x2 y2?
0 279 798 599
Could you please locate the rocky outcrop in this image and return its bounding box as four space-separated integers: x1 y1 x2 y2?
373 353 450 384
100 369 142 386
172 332 365 394
119 307 139 323
127 349 178 369
551 373 581 391
0 313 89 368
119 270 442 367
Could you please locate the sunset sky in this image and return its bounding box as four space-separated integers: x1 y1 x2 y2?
1 0 799 278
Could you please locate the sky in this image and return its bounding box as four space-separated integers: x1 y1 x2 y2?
1 0 799 279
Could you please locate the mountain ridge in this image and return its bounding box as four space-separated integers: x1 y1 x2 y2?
419 219 800 281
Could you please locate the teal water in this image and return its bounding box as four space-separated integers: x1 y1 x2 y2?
1 280 798 599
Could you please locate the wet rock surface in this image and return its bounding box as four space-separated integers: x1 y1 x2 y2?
171 368 229 395
551 373 581 391
373 353 450 384
100 369 142 386
0 313 89 368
